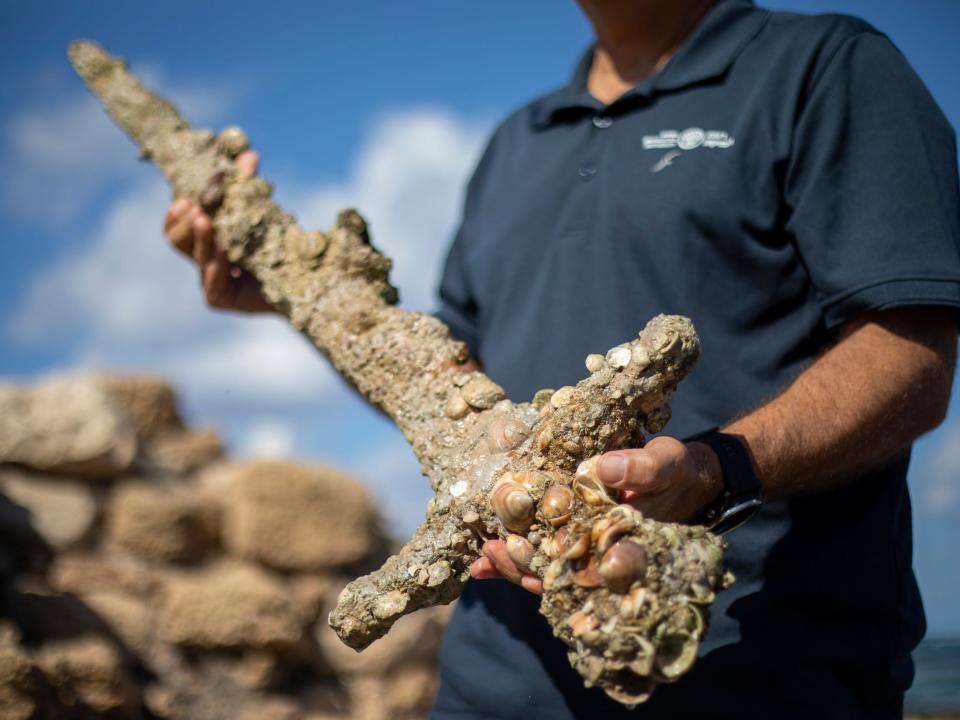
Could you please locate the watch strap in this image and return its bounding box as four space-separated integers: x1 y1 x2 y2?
684 427 763 534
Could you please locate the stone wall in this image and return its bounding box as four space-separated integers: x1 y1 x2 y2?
0 374 448 720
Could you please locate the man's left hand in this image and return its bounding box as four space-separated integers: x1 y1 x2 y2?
469 436 724 594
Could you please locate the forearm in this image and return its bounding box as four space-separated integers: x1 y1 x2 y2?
724 307 957 498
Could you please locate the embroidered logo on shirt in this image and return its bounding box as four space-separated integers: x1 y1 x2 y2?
643 127 736 150
643 127 735 172
650 151 682 173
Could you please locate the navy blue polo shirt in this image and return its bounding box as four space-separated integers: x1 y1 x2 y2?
433 2 960 719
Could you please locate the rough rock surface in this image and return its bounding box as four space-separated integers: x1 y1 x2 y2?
0 468 97 550
48 553 157 598
158 561 303 650
0 376 136 479
106 481 218 563
222 461 378 571
0 372 446 719
81 592 153 657
0 624 45 720
33 636 139 718
144 428 222 474
95 375 180 442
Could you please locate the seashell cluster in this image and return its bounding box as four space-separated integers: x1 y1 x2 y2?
538 504 728 704
484 443 727 705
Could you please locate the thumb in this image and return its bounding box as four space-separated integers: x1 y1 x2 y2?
597 447 660 493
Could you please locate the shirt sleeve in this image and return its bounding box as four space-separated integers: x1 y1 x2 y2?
435 221 481 358
434 130 501 358
784 31 960 330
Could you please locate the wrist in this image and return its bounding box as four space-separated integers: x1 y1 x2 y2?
684 429 764 534
687 441 724 512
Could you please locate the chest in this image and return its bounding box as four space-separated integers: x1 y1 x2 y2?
465 88 796 320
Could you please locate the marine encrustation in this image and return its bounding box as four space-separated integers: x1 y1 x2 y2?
69 40 730 704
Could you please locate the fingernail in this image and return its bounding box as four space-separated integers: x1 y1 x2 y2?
598 453 627 486
171 197 190 215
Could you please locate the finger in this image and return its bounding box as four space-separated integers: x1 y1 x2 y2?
597 449 657 493
235 150 259 178
520 576 544 595
191 208 215 265
167 217 195 256
164 197 192 232
482 540 524 585
203 255 232 308
469 556 502 580
600 438 688 494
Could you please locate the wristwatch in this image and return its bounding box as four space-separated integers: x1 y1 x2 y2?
684 428 763 535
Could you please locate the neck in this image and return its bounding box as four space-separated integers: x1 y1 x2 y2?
578 0 717 104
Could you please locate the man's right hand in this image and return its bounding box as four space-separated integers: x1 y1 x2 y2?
164 150 275 314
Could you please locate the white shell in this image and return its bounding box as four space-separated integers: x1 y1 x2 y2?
550 385 576 408
486 416 529 452
445 394 470 419
606 345 633 369
461 376 506 409
585 353 607 373
217 126 250 157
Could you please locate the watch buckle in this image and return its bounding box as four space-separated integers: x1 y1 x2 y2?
707 497 763 535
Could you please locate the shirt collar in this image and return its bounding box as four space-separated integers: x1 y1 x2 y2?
530 0 769 128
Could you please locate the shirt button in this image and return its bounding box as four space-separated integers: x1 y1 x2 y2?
578 166 597 181
592 115 613 129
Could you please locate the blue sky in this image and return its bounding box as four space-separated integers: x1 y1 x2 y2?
2 1 959 636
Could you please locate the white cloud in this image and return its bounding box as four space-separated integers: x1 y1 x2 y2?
11 176 339 409
293 109 489 311
10 106 487 535
12 108 486 409
2 65 236 228
237 418 297 459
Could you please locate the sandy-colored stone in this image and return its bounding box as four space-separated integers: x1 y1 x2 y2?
222 461 378 571
317 603 450 676
158 561 303 650
236 696 301 720
145 428 223 474
290 574 334 624
106 481 218 563
143 683 176 718
34 635 139 718
0 468 97 550
231 650 281 690
0 624 39 720
385 665 438 716
0 375 137 479
95 375 181 441
48 552 157 597
0 368 448 720
82 591 153 656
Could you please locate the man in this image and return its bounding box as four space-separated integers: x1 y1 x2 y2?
165 1 960 717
